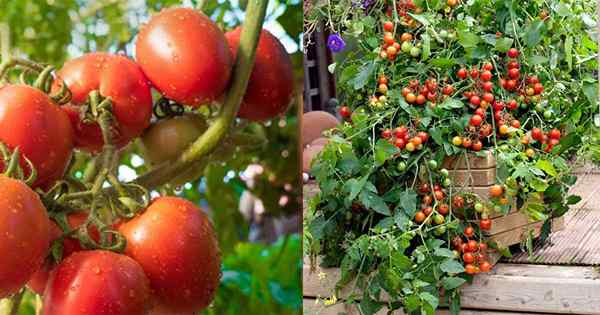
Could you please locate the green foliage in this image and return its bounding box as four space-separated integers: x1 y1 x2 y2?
305 0 596 314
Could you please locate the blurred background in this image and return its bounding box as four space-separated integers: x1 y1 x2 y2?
0 0 302 314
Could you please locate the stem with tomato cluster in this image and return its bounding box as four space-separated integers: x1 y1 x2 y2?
130 0 268 190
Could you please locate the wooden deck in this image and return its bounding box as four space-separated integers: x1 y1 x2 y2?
303 170 600 314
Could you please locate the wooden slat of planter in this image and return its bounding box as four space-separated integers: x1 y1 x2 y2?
303 263 600 314
485 211 532 235
448 168 496 186
443 150 496 170
303 299 549 315
488 217 565 248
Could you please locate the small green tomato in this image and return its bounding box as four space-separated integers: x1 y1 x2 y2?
397 161 407 171
440 168 449 177
428 160 438 170
474 202 484 212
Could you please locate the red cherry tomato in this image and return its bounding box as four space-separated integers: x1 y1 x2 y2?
417 131 429 143
226 28 294 121
480 219 492 231
339 106 351 118
470 114 483 126
471 139 483 151
119 197 221 313
482 62 493 71
507 48 520 58
549 129 561 140
136 8 233 106
470 95 481 106
507 99 518 110
394 138 406 149
480 70 492 81
442 85 454 95
480 261 492 272
55 53 152 152
482 93 494 103
531 128 543 141
470 68 479 79
463 253 475 264
43 251 150 315
383 21 394 31
508 68 520 79
457 68 467 79
482 81 494 92
465 263 478 274
467 240 479 252
534 83 544 95
0 176 49 298
0 85 73 188
464 226 474 237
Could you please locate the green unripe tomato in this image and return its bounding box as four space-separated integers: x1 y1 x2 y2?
406 231 416 238
474 202 484 212
428 160 438 170
520 102 528 109
410 47 421 57
440 168 449 177
397 161 407 172
401 41 413 53
434 225 447 235
439 30 448 38
442 178 452 188
535 103 544 112
544 110 553 119
433 214 445 225
447 32 456 40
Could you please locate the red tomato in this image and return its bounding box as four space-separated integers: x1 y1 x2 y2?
0 85 73 188
55 53 152 152
470 68 479 79
471 140 483 151
549 128 561 140
482 81 494 92
508 68 520 79
339 106 351 118
480 70 492 81
482 63 493 71
467 240 479 252
394 138 406 149
463 253 475 264
464 226 474 237
383 21 394 31
0 176 49 298
28 212 103 295
119 197 221 313
470 114 483 126
43 251 150 315
442 85 454 95
417 131 429 143
507 48 520 58
395 126 408 137
457 68 467 79
480 219 492 231
470 95 481 106
507 99 518 110
226 28 294 121
136 8 232 106
482 93 494 103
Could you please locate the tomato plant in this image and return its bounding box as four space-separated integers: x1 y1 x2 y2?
305 0 596 313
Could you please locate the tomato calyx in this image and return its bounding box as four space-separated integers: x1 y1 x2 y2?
153 97 186 119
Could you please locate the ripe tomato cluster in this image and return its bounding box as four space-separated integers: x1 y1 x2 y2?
0 6 293 315
380 26 421 61
528 127 562 153
401 78 454 107
384 0 421 28
381 124 430 153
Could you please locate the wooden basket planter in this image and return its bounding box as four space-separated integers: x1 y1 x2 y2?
444 150 564 253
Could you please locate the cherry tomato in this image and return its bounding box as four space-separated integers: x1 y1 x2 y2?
480 219 492 231
470 68 479 79
416 94 426 105
549 128 561 140
442 85 454 95
383 32 395 45
419 183 431 194
415 211 426 223
457 68 467 79
482 81 494 92
462 137 473 148
339 106 351 118
479 242 488 251
434 190 445 201
499 125 510 135
452 136 463 146
43 251 150 315
480 70 492 81
470 114 483 126
463 253 475 264
394 138 406 149
507 99 518 110
119 197 221 313
511 119 521 129
480 261 492 272
226 28 294 120
467 240 479 252
141 114 207 165
533 83 544 95
400 33 413 42
465 264 477 274
438 203 449 215
405 93 417 103
507 61 519 69
508 68 520 79
55 53 152 152
464 226 474 237
0 176 49 298
507 48 520 58
470 95 481 106
383 21 394 32
482 63 493 71
417 131 429 143
395 126 408 137
422 195 433 206
505 79 517 90
489 184 504 197
381 129 392 139
471 139 483 151
423 206 433 216
0 85 73 188
136 8 232 105
411 136 423 146
482 93 494 103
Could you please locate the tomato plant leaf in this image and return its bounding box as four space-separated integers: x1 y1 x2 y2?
440 98 464 110
420 292 439 310
524 19 545 47
495 37 514 52
440 259 465 274
442 277 466 290
434 248 455 258
359 190 390 216
422 34 431 60
399 190 418 217
374 139 400 166
351 61 375 90
565 36 573 70
457 32 480 49
535 160 557 177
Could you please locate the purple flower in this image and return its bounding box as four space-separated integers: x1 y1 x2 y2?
327 34 346 53
352 0 374 9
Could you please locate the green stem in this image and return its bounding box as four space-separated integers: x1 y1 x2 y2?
0 57 45 82
8 289 24 315
132 0 268 190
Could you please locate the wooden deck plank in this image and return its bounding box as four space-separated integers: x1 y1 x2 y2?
303 263 600 314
